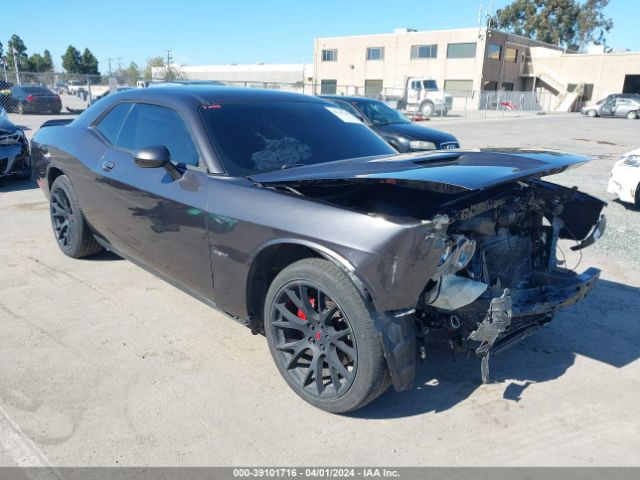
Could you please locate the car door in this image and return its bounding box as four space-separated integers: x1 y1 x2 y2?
613 99 631 117
90 102 214 300
599 98 615 116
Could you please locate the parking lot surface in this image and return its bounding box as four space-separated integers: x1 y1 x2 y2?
1 113 639 466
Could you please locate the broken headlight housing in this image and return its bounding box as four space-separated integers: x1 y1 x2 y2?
437 235 476 274
0 130 23 145
409 140 437 151
622 155 640 167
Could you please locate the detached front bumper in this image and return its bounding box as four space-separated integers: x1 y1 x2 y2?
464 267 601 356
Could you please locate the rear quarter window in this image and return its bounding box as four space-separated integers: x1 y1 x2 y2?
95 103 133 145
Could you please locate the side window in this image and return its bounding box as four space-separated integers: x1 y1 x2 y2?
95 103 132 144
117 104 201 167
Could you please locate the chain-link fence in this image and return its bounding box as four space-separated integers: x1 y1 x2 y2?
2 70 573 128
0 71 144 119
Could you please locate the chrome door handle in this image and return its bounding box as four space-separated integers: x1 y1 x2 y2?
101 160 115 172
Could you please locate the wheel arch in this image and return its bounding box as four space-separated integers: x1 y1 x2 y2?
245 239 372 333
47 165 65 190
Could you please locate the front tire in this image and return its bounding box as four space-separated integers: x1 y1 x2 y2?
587 109 597 117
420 101 434 117
264 258 390 413
49 175 102 258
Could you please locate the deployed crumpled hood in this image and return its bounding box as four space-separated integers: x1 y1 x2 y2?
250 149 590 192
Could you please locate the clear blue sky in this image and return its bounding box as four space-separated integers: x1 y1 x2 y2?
6 0 639 72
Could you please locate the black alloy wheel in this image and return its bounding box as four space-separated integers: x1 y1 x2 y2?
269 281 358 399
264 258 390 413
51 184 76 251
49 175 102 258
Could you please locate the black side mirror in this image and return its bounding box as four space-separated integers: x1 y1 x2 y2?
133 146 181 180
134 146 170 168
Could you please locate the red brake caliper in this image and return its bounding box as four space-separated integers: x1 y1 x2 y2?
297 298 315 321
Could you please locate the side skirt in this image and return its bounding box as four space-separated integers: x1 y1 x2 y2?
93 236 250 328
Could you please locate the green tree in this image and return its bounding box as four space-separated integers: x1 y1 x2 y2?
143 56 165 80
26 50 53 72
62 45 82 73
490 0 613 51
42 50 54 71
79 48 99 74
124 61 140 80
26 53 43 72
6 34 28 71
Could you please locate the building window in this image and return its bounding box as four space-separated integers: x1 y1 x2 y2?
444 79 473 96
487 43 502 60
505 47 518 63
483 80 498 91
364 79 383 97
320 79 337 94
446 42 477 59
366 47 385 61
321 49 337 62
502 82 514 91
410 44 437 59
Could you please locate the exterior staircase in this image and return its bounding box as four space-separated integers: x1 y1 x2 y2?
521 56 583 112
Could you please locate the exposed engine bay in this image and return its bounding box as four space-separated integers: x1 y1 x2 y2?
276 177 605 382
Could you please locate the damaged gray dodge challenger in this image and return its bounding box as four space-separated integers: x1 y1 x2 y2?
31 87 606 413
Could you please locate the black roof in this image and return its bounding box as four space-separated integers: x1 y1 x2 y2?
116 85 328 106
74 86 331 127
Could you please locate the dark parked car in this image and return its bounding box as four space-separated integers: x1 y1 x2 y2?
321 96 460 151
7 85 62 115
32 87 605 413
581 96 640 119
0 108 30 180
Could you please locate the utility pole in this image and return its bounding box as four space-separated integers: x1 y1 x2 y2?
107 57 113 76
165 49 173 80
116 57 123 75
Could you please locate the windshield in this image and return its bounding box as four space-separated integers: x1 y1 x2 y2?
352 100 411 125
201 101 395 176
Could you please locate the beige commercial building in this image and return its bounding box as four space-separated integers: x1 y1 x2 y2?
313 27 640 110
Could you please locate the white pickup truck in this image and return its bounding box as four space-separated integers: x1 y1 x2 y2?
66 80 87 95
397 78 453 117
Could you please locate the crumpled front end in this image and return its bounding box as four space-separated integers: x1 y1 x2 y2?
0 127 30 180
415 179 606 383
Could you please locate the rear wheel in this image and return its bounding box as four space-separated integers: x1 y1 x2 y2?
626 111 638 119
49 175 102 258
264 258 390 413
